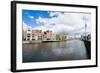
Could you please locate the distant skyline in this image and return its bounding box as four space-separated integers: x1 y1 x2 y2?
22 10 91 35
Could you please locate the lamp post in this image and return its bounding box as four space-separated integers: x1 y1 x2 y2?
82 16 87 40
85 23 87 37
40 22 44 40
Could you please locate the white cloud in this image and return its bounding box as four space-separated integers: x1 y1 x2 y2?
51 24 74 34
35 12 91 34
32 26 48 31
49 11 63 17
23 21 32 30
29 16 34 19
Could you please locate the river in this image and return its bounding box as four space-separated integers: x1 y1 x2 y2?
23 39 89 63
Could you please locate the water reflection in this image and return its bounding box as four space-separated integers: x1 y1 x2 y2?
23 40 89 63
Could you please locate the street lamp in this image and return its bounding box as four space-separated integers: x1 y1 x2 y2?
82 16 87 40
39 22 45 40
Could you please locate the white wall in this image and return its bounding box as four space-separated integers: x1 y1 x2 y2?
0 0 99 73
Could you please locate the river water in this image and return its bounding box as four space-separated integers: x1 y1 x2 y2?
23 39 89 63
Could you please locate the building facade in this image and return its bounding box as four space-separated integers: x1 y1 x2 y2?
22 29 68 41
43 30 52 40
32 30 42 40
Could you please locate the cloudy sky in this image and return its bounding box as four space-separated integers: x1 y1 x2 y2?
22 10 91 35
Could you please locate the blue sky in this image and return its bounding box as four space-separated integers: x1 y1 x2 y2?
23 10 55 27
22 10 91 35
